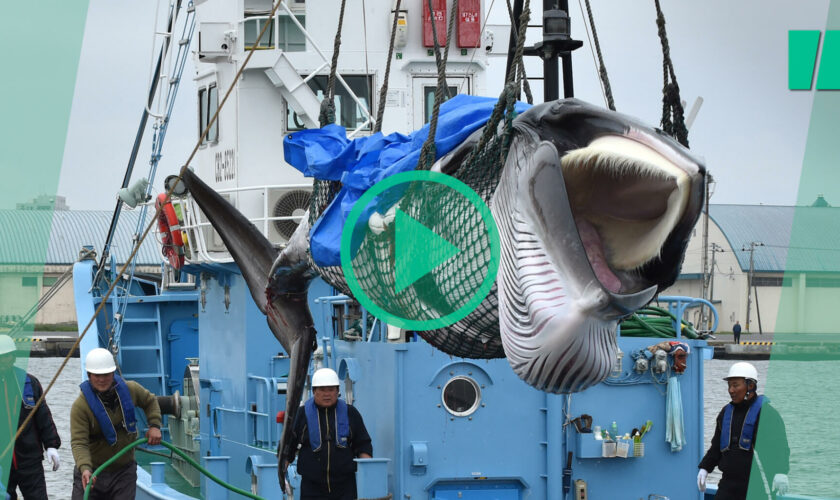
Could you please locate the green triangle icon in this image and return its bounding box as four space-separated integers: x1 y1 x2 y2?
394 208 461 294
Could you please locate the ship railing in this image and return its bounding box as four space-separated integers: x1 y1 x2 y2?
172 183 311 264
240 4 374 137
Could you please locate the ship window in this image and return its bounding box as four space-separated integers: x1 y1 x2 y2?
198 84 219 144
243 14 305 51
244 17 275 49
441 376 481 417
286 75 372 131
423 85 458 124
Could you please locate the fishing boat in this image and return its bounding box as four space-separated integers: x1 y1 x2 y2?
67 1 825 499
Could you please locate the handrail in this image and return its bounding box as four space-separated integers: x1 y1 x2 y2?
170 183 311 264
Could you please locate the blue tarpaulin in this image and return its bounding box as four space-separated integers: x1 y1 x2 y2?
284 94 530 266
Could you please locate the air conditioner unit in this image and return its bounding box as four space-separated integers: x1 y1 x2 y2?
267 188 311 245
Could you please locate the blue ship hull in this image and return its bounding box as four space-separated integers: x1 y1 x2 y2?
75 260 833 499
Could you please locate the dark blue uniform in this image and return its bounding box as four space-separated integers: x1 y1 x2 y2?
2 370 61 500
284 400 372 500
699 396 789 499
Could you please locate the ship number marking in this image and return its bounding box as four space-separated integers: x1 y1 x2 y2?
215 148 236 182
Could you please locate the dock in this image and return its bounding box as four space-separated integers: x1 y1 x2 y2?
9 331 80 358
706 332 840 360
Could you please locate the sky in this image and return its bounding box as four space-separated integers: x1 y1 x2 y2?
40 0 833 210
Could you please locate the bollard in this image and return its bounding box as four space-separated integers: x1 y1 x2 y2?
203 456 231 500
354 458 390 499
150 462 166 484
246 455 283 498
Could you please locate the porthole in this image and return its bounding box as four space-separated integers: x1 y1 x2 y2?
344 376 354 405
441 376 481 417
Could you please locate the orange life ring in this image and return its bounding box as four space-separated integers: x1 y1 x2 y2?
155 193 185 270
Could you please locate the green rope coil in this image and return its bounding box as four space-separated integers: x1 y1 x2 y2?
619 306 699 339
83 438 265 500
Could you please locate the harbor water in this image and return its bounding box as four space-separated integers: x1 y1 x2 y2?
17 357 839 499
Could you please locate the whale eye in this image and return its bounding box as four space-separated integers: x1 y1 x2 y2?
441 376 481 417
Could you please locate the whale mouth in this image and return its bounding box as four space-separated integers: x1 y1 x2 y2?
561 134 693 294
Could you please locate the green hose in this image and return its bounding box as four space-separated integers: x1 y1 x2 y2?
83 438 265 500
620 306 699 339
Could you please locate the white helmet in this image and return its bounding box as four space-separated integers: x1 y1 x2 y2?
85 348 117 374
724 362 758 383
0 336 16 356
311 368 340 388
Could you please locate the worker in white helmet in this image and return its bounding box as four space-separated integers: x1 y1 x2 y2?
0 335 61 499
281 367 372 499
69 348 162 500
697 362 790 498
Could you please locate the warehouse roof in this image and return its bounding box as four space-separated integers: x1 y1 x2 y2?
0 209 162 266
710 203 840 273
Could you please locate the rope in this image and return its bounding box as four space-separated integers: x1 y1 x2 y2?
319 0 348 127
83 438 264 500
469 0 530 160
582 0 615 110
505 0 532 104
418 0 459 169
2 0 284 460
653 0 689 147
375 0 402 133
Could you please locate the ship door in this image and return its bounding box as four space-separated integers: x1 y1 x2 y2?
411 76 470 130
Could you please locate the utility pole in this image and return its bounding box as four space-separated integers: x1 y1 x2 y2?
701 176 710 301
742 241 764 332
700 174 714 327
707 243 724 330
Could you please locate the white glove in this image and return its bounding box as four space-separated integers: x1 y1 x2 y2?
697 469 708 492
773 473 789 495
45 448 60 471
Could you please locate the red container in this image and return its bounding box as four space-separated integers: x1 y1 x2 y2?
457 0 481 48
423 0 447 47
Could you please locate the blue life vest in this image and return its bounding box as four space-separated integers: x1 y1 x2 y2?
80 374 137 446
721 395 764 451
22 374 34 408
13 368 35 409
304 397 350 451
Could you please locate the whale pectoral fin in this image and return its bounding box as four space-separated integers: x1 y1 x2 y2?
605 285 657 319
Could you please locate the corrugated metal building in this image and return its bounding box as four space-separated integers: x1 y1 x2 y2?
0 209 163 326
662 199 840 334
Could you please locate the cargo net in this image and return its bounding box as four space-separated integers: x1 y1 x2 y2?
306 91 518 359
308 179 350 293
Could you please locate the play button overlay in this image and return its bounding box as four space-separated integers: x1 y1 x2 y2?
340 170 500 331
395 208 461 293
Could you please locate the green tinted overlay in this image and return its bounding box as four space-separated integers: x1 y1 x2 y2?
0 0 89 481
341 171 500 331
788 30 820 90
751 11 840 499
817 30 840 89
